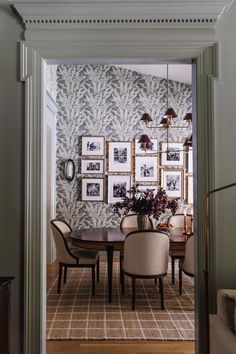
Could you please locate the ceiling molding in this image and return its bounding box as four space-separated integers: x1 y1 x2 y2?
11 1 234 31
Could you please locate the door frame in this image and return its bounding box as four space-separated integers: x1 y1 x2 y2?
20 39 217 354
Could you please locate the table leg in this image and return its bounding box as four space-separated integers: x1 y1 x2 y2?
106 245 114 303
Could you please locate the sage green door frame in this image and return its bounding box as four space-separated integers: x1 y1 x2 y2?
20 41 217 354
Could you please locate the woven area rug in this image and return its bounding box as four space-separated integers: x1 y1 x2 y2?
47 261 195 340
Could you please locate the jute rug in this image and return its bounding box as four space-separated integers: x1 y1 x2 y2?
47 261 195 340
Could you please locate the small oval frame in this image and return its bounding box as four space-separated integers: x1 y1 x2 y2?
64 159 75 182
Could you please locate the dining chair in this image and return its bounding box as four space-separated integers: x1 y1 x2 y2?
179 234 194 295
50 219 100 294
120 213 153 230
167 213 192 284
122 230 169 310
119 214 153 284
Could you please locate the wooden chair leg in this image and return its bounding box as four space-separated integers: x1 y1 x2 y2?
179 267 183 295
121 271 125 295
63 266 67 284
154 278 157 285
57 263 62 293
159 277 164 310
92 267 95 295
171 257 175 284
96 258 99 283
132 277 136 310
119 254 123 284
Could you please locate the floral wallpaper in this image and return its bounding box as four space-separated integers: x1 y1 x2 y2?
55 65 192 229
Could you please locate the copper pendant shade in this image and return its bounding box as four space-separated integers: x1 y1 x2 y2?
138 134 153 150
183 135 192 147
183 112 192 123
140 113 153 124
163 107 178 119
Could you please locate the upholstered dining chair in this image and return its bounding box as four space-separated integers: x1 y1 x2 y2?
167 213 193 284
122 230 169 310
179 234 194 295
120 213 153 230
50 219 100 294
119 214 153 283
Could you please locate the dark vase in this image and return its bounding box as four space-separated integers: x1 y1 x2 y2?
137 214 150 229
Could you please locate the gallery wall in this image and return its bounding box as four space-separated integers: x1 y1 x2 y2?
55 64 192 229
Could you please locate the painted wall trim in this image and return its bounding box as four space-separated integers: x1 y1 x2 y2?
11 0 233 31
20 34 217 354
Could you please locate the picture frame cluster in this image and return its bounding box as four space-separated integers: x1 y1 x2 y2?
80 136 193 205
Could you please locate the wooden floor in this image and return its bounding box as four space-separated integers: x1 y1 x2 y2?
47 262 195 354
47 340 195 354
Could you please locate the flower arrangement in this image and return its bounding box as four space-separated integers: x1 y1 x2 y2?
113 184 179 221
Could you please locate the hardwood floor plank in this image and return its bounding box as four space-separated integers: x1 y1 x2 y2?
47 340 195 354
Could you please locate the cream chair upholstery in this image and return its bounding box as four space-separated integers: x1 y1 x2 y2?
122 230 169 310
120 214 153 230
179 234 194 295
168 214 192 229
50 219 100 294
167 213 193 285
119 214 153 284
51 219 76 250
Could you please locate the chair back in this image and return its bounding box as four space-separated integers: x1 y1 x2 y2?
50 219 77 264
123 230 169 276
51 219 72 238
182 235 194 276
168 213 192 229
120 214 153 230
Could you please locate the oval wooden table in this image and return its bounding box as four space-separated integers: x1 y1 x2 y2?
69 227 188 303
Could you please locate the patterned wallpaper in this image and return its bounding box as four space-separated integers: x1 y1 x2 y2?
55 65 192 229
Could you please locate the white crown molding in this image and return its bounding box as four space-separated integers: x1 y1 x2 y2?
11 0 234 32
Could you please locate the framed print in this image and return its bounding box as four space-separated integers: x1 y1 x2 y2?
137 185 158 195
135 156 158 182
161 142 184 166
135 138 158 154
81 178 104 201
161 168 184 198
187 148 193 174
81 159 104 174
81 136 105 156
187 175 193 204
108 141 132 172
108 175 131 204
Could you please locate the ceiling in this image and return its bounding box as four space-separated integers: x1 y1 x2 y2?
115 64 192 84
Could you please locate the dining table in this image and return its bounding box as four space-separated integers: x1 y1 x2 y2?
69 226 189 302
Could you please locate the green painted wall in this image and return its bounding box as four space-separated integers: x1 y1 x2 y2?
214 2 236 291
0 2 24 353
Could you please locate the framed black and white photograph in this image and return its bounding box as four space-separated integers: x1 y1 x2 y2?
135 156 158 182
108 141 132 172
137 185 158 195
81 136 105 156
161 169 184 198
135 138 158 154
81 159 104 174
161 142 184 166
108 175 131 203
187 148 193 174
81 178 104 201
187 175 193 204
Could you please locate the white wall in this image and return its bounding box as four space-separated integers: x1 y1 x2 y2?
0 2 24 354
214 1 236 291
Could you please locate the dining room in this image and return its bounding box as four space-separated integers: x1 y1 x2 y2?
45 63 195 353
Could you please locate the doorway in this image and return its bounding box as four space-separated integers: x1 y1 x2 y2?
44 62 195 349
20 37 217 354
